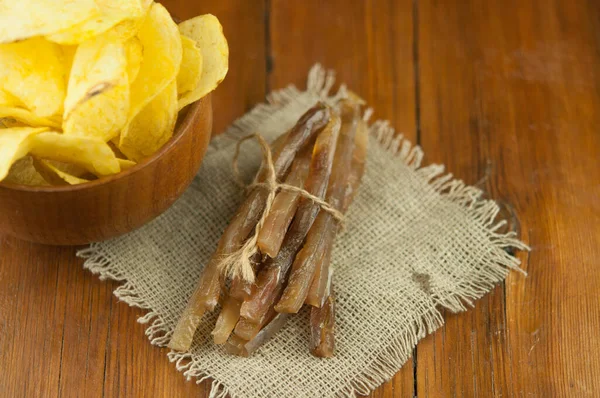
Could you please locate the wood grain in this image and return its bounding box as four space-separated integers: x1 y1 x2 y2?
416 0 600 396
2 0 600 397
269 0 417 136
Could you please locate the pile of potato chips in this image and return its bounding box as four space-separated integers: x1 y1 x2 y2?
0 0 228 186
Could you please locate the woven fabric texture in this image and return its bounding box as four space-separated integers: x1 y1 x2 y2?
79 64 527 398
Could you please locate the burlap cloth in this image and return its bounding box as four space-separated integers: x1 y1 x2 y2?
79 64 528 398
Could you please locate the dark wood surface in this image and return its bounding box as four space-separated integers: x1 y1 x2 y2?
1 0 599 396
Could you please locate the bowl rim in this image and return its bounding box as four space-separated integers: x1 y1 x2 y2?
0 97 209 193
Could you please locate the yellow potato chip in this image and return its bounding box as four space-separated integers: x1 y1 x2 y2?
0 118 27 128
127 3 182 125
177 35 203 95
30 132 120 176
119 81 177 162
125 37 143 84
104 0 154 43
0 89 20 107
0 107 61 128
3 156 49 186
0 0 98 43
63 35 129 141
48 14 130 46
1 119 14 128
33 159 89 185
178 14 229 110
44 160 89 178
46 0 148 45
0 126 49 181
62 45 78 78
0 38 66 117
118 158 137 170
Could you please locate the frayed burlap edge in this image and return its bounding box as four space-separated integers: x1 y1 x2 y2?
78 63 529 398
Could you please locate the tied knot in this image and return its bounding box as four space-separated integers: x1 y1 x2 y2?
219 133 345 283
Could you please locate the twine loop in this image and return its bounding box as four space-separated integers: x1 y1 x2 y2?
219 133 345 283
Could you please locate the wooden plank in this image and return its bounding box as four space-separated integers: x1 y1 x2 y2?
0 238 79 397
269 1 416 396
416 0 600 396
270 0 417 135
0 237 205 398
102 298 206 397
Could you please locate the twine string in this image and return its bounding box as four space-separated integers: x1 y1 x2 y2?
218 133 345 283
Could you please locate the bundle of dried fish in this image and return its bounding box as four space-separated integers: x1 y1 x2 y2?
169 104 331 352
169 97 368 358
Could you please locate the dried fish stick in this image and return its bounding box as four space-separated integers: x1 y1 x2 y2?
239 115 342 323
229 276 254 301
305 240 333 307
234 306 276 341
308 117 368 357
237 265 280 323
168 302 207 352
306 117 369 308
257 146 312 258
212 295 242 344
275 103 360 313
243 313 289 356
224 334 247 356
274 213 332 313
226 313 290 357
342 118 368 211
229 254 262 300
310 289 336 358
233 317 261 341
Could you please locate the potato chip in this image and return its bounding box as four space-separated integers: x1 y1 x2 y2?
3 156 49 186
0 89 20 107
0 38 66 117
177 35 203 95
110 7 154 43
119 81 177 162
0 119 20 128
62 45 78 78
33 159 89 185
0 126 49 181
0 0 98 43
45 160 89 178
118 158 137 170
178 14 229 110
29 132 120 176
125 37 143 84
48 14 131 46
103 0 154 43
46 0 148 45
63 36 129 141
0 107 61 128
127 3 182 125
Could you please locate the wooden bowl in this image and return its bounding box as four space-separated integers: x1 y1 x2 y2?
0 96 213 246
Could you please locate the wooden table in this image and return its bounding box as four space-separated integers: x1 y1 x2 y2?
2 0 599 396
